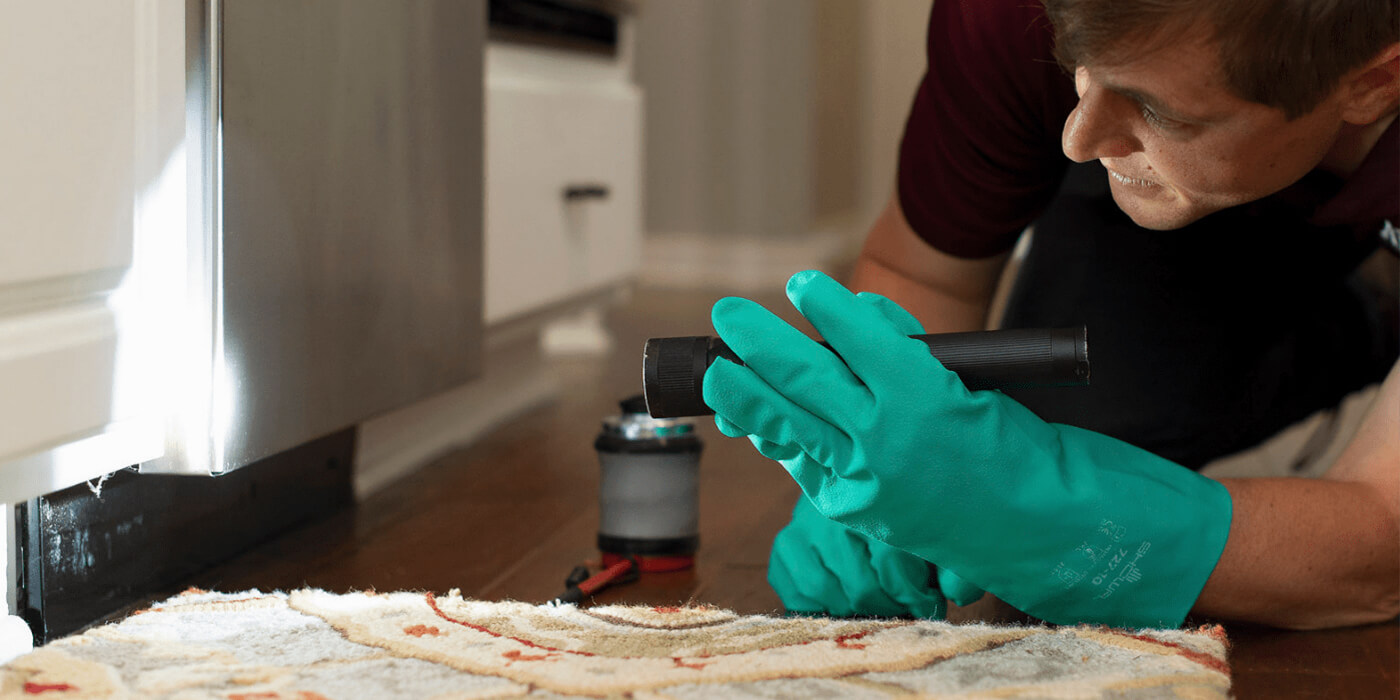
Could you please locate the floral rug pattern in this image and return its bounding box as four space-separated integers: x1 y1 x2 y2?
0 589 1230 698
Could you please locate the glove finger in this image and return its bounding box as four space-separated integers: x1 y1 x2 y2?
856 291 926 336
710 296 873 425
836 535 941 618
936 567 987 608
718 416 812 464
745 435 833 499
778 498 941 619
769 563 848 616
714 414 749 438
748 433 804 462
704 358 854 469
818 526 910 616
861 539 947 619
786 271 939 395
768 527 858 617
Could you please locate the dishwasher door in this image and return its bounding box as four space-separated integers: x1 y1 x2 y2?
150 0 485 474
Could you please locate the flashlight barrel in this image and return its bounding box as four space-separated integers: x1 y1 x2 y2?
643 326 1089 418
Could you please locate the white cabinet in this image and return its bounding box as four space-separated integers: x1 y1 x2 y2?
0 1 136 464
0 0 184 501
483 37 643 325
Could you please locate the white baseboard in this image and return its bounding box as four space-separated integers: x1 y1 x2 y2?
640 227 862 292
540 305 615 357
353 333 559 500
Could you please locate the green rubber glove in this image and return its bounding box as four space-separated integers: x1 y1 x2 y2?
769 495 950 619
703 270 1233 629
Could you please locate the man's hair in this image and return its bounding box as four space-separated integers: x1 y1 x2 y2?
1043 0 1400 119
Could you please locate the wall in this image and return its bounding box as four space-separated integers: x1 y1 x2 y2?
854 0 933 225
811 0 863 225
635 0 814 243
636 0 930 290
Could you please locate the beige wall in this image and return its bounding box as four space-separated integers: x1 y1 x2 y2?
855 0 933 224
637 0 930 255
814 0 930 229
635 0 814 241
812 0 863 223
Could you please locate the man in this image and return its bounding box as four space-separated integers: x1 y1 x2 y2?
704 0 1398 630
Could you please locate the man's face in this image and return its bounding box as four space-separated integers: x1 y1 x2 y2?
1061 33 1348 230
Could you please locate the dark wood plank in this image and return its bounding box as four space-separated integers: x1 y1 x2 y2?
1228 622 1398 676
1228 622 1400 699
1231 671 1398 699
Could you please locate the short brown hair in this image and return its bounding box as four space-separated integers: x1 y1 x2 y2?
1043 0 1400 119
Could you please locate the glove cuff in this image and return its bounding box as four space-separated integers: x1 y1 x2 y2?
1030 474 1234 629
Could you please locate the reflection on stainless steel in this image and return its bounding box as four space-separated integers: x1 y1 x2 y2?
154 1 485 474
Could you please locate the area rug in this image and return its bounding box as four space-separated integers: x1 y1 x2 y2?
0 589 1231 699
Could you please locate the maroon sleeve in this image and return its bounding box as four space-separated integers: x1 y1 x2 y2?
897 0 1079 258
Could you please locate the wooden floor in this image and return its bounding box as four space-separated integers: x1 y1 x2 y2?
191 284 1398 699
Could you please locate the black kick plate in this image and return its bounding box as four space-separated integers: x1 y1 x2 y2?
16 429 355 644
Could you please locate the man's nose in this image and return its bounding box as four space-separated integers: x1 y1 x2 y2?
1062 86 1139 162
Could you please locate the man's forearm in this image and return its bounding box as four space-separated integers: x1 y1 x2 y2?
1195 363 1400 629
849 195 1009 333
850 255 994 333
1194 477 1400 629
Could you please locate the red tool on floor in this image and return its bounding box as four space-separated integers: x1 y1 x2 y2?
554 557 640 605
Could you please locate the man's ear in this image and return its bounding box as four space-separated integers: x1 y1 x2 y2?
1340 43 1400 125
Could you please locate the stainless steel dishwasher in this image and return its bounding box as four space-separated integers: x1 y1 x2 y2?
146 0 485 475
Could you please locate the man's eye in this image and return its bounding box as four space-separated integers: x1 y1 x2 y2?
1140 106 1179 130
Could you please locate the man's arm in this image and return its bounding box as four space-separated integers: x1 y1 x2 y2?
849 194 1011 334
1195 361 1400 629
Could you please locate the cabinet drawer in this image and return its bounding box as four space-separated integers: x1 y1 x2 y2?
0 305 117 463
484 81 642 324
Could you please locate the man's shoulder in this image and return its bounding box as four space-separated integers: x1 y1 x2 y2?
930 0 1059 84
934 0 1052 41
902 0 1075 258
1310 120 1399 244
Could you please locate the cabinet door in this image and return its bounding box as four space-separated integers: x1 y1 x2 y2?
0 1 179 501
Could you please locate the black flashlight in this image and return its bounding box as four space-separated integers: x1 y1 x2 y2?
642 326 1090 418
